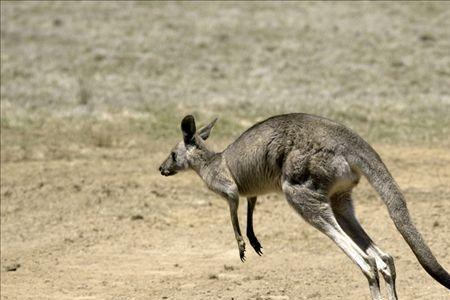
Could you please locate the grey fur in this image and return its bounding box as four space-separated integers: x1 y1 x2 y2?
159 113 450 299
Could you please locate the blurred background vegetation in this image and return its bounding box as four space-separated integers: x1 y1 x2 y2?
1 1 449 162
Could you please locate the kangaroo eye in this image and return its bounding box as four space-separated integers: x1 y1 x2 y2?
171 152 177 160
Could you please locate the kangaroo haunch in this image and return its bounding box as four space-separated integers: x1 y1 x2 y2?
159 113 450 300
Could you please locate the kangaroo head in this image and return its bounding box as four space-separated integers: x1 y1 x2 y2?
159 115 217 176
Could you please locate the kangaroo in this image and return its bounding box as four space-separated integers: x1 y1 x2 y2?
158 113 450 300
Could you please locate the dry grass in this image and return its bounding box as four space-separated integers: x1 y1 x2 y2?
1 2 450 163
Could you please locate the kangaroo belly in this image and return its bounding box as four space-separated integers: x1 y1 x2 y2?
232 166 283 197
237 177 282 196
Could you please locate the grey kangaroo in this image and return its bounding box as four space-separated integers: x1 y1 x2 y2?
158 113 450 300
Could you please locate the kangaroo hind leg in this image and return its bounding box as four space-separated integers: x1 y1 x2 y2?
331 193 398 300
282 180 382 300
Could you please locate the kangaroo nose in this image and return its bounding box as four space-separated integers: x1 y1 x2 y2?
158 166 162 172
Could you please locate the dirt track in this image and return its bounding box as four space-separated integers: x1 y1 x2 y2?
1 145 449 300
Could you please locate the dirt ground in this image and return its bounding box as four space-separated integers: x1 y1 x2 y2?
1 144 449 300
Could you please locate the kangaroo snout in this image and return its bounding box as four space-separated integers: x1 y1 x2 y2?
159 165 176 176
159 169 170 176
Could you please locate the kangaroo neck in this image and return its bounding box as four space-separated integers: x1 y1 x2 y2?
190 149 221 177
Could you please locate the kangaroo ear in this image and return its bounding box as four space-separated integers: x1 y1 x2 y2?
181 115 196 145
198 118 218 140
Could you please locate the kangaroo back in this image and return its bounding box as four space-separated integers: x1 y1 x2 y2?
348 150 450 289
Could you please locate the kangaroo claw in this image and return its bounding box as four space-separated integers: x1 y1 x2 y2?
240 250 246 262
254 245 263 256
249 237 263 256
239 244 246 262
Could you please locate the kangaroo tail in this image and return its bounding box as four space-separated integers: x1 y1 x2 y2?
348 151 450 289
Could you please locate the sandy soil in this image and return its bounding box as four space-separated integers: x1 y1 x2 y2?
1 144 449 300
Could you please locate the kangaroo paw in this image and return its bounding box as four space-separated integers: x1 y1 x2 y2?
239 242 246 262
249 237 263 256
239 248 246 262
